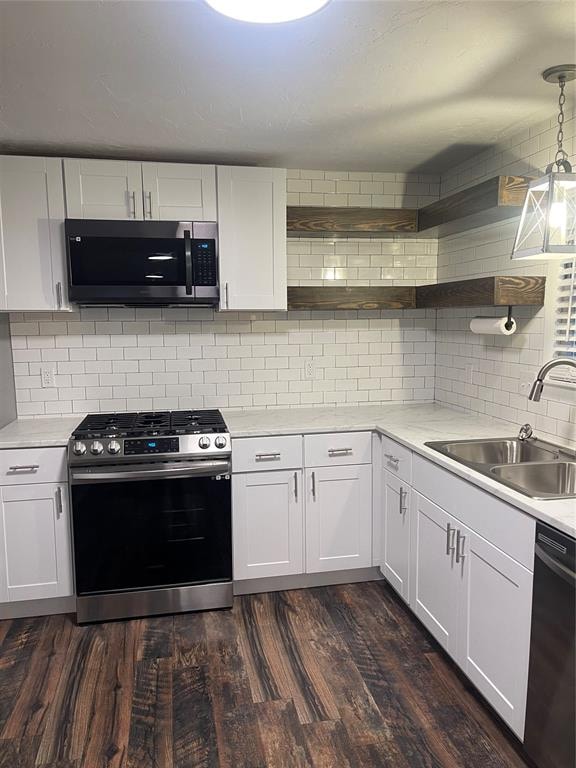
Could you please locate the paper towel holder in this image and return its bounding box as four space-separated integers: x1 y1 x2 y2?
504 305 514 332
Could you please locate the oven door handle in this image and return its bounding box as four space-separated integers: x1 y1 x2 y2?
70 459 231 484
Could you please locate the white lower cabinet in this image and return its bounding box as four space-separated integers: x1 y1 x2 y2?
306 464 372 573
233 470 303 580
460 528 533 738
410 489 533 738
0 482 73 602
411 492 461 657
380 470 411 602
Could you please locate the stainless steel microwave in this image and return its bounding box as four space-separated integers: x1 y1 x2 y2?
65 219 219 306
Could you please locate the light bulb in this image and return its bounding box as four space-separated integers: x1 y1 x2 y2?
203 0 331 24
549 201 567 233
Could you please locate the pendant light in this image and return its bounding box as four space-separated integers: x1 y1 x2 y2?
203 0 332 24
511 65 576 261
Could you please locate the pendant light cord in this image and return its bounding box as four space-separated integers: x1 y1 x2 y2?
551 76 572 172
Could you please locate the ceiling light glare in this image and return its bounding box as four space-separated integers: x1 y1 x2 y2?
204 0 332 24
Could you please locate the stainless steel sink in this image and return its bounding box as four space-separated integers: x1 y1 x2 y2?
427 438 559 466
490 462 576 500
425 437 576 500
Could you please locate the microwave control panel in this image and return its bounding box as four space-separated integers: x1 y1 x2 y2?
192 240 218 286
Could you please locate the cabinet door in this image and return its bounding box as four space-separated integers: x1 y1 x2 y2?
459 529 533 738
380 471 411 602
0 483 73 602
0 156 67 311
142 163 216 221
64 158 144 219
306 464 372 573
411 492 460 656
233 470 303 580
217 166 287 311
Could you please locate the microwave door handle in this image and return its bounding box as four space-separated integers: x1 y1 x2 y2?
184 229 193 296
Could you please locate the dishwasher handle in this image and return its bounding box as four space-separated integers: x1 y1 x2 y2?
535 543 576 588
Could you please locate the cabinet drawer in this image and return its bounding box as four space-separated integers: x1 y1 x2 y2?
413 454 535 570
304 432 371 467
0 448 67 485
381 436 412 483
232 436 302 473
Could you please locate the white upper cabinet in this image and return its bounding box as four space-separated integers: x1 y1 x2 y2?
305 464 372 573
0 482 73 603
141 163 216 221
217 166 287 311
64 158 144 220
0 155 68 311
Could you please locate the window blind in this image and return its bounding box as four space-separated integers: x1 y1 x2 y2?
551 259 576 383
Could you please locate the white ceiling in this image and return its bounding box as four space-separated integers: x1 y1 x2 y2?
0 0 574 172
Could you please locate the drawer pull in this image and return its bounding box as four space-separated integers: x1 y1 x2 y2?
55 486 63 519
8 464 40 473
399 487 407 515
328 448 353 457
456 530 466 564
255 452 281 462
446 522 455 555
311 471 316 500
384 453 400 466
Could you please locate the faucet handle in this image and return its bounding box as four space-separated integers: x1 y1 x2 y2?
518 423 534 441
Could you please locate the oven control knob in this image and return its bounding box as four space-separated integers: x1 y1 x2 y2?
215 436 227 449
73 441 87 456
198 436 211 450
108 440 121 455
90 441 104 455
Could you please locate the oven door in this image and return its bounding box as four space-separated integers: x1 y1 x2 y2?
70 459 232 597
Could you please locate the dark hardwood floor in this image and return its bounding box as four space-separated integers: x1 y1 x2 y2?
0 581 532 768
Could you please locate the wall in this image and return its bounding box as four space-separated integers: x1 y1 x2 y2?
434 110 576 449
9 169 439 417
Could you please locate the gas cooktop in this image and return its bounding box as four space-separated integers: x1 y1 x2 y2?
69 409 230 464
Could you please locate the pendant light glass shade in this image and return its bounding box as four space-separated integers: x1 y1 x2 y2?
511 172 576 260
203 0 331 24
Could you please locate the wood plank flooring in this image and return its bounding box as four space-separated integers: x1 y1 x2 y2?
0 582 532 768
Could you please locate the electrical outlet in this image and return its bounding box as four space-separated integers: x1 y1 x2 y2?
41 366 56 388
464 365 474 384
304 359 315 380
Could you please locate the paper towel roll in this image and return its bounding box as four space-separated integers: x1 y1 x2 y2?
469 317 516 336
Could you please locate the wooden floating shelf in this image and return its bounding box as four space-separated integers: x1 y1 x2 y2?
287 286 416 311
415 275 546 309
417 175 532 236
287 276 546 311
286 175 532 239
286 206 418 237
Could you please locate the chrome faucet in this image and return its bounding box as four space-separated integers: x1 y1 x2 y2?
528 358 576 402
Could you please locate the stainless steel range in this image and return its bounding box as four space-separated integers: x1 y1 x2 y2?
68 409 232 624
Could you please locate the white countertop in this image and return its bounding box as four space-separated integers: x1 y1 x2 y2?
1 405 574 537
0 416 82 449
223 403 576 538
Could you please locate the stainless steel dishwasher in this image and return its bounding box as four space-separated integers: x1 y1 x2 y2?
524 522 575 768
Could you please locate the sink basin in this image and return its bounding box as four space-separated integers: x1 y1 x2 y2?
425 437 576 500
490 462 576 500
426 438 564 466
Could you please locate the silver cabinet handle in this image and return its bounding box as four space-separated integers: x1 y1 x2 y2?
399 487 407 515
446 522 455 555
225 281 230 309
129 190 137 218
384 453 400 465
311 471 316 500
294 471 298 501
456 530 466 564
55 281 63 309
328 448 353 457
55 486 63 519
255 452 281 462
145 190 153 219
8 464 40 473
